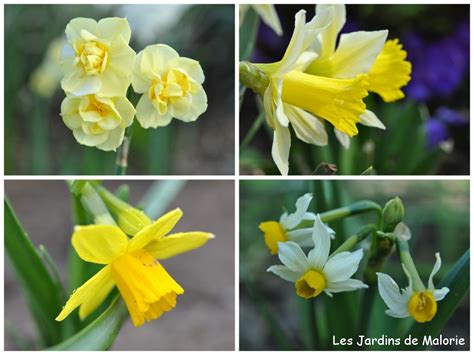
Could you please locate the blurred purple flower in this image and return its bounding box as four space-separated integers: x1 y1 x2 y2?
404 23 470 101
425 107 468 148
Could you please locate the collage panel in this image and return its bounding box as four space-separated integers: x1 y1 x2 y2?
5 4 234 175
239 4 469 175
240 179 469 350
5 180 234 350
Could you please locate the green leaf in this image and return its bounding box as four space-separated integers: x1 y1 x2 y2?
239 7 259 61
400 250 469 349
4 199 63 346
68 180 87 196
140 180 186 219
47 297 128 350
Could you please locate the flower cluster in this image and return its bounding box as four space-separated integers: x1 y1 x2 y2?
244 5 411 175
60 17 207 151
261 194 449 323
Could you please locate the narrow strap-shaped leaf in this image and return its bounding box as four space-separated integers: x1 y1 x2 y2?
140 180 186 219
400 250 470 349
239 7 259 61
47 297 128 350
5 199 63 346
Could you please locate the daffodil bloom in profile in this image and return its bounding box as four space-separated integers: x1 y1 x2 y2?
377 253 449 323
60 94 135 151
259 193 334 255
61 17 136 97
240 4 283 36
268 215 367 298
304 4 411 148
55 208 214 327
255 8 340 175
132 44 207 129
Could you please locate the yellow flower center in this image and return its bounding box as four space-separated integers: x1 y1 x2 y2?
367 39 412 103
149 69 191 115
295 269 326 299
258 221 288 255
407 291 437 323
281 71 369 137
110 249 184 327
76 40 109 76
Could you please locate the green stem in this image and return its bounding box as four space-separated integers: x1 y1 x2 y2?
319 200 383 225
330 224 377 256
114 122 135 175
396 238 425 291
240 111 265 152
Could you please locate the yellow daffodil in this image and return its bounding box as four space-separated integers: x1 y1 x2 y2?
60 94 135 151
240 4 283 36
268 215 367 298
132 44 207 128
304 4 411 148
254 8 335 175
56 208 214 327
259 193 334 254
377 253 449 323
60 17 136 97
29 37 65 98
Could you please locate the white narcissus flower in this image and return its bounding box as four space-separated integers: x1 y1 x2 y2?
132 44 207 129
61 94 135 151
259 193 335 255
377 253 450 323
268 214 367 298
305 4 411 148
240 4 283 36
60 17 136 97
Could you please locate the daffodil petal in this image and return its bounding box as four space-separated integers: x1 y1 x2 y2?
56 265 114 321
72 225 129 264
287 228 313 247
98 17 131 43
334 128 351 149
308 215 331 269
277 241 309 273
428 252 442 290
145 232 214 260
135 95 173 129
128 208 183 252
253 4 283 36
271 122 291 176
316 4 346 58
330 30 388 78
267 265 300 282
433 287 450 301
284 105 328 146
376 272 409 317
95 126 125 151
359 110 386 130
323 249 364 283
325 278 368 293
280 193 313 229
64 17 98 43
172 57 205 84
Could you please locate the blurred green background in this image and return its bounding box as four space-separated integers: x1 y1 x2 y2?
240 5 469 175
5 4 234 175
240 180 469 350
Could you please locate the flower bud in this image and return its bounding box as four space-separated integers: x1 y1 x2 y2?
382 197 404 232
97 186 152 236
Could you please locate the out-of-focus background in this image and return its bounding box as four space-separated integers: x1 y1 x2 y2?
5 5 234 175
5 180 235 350
240 180 469 350
240 4 469 175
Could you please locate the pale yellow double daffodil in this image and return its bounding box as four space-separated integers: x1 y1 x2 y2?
56 208 214 327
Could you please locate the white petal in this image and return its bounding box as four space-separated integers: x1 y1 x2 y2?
386 309 409 318
401 263 414 293
359 110 386 130
263 85 276 129
433 287 450 301
316 4 346 58
307 215 331 269
331 30 388 78
280 193 313 229
287 228 313 247
428 252 442 290
303 6 334 50
252 4 283 36
293 51 319 72
271 123 291 176
393 222 412 241
284 105 328 146
274 80 289 127
377 272 409 317
325 278 368 293
334 128 351 149
276 10 307 76
323 249 364 283
267 265 300 282
277 241 309 273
